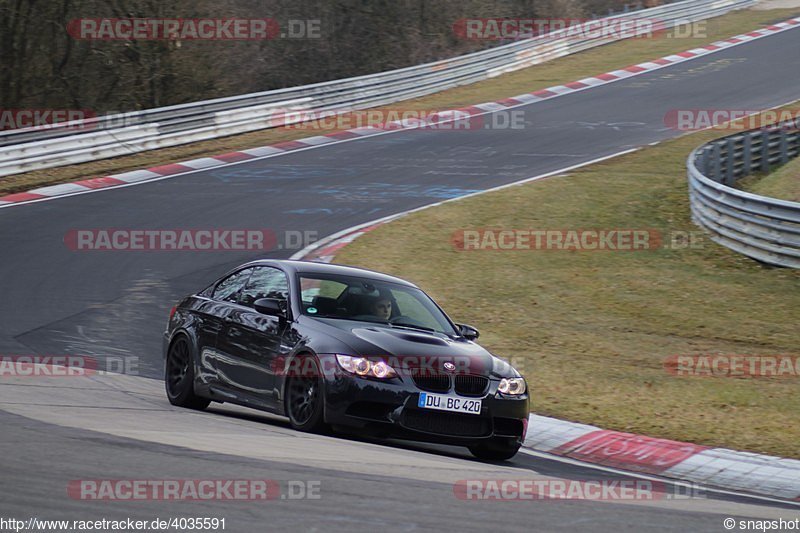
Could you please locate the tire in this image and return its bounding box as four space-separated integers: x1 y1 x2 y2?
468 438 521 461
165 336 210 410
285 356 327 433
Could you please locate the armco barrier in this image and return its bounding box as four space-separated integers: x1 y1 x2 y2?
0 0 755 177
688 125 800 268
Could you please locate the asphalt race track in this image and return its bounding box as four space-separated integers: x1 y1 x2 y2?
2 373 799 531
2 23 800 531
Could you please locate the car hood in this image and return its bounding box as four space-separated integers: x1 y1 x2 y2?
301 317 517 378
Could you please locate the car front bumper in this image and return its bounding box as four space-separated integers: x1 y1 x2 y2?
320 363 529 446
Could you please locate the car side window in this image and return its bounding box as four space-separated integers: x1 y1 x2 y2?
212 268 253 303
238 266 289 308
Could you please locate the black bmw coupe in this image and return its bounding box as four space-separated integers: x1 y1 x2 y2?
163 260 529 460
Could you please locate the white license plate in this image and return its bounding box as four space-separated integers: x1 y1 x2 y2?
417 393 482 415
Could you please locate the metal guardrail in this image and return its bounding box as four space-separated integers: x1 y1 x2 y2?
688 125 800 268
0 0 755 177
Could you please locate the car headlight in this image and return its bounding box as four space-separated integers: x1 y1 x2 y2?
336 354 397 379
498 377 526 395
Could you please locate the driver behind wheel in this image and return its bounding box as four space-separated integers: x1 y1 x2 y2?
371 296 393 321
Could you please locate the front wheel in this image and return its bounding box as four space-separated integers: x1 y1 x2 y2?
285 356 327 433
468 438 521 461
165 336 210 410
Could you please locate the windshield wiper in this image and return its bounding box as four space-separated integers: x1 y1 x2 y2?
388 322 436 334
312 315 440 335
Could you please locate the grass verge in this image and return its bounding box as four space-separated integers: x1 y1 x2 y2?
333 106 800 459
739 156 800 202
3 7 800 196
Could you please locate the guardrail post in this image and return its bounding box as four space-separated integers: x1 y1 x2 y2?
761 130 770 173
724 138 736 185
712 143 722 182
742 133 752 175
792 130 800 159
700 148 709 176
780 129 789 165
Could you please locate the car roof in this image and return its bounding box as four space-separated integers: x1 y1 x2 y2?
241 259 418 288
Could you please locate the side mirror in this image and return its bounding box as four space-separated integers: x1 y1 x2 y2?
254 298 288 318
456 323 480 341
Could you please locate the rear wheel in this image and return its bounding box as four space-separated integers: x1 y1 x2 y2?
165 336 210 410
468 438 521 461
285 356 327 433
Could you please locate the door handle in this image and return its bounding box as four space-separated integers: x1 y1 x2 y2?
223 317 233 324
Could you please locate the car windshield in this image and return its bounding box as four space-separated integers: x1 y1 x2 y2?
298 272 457 336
